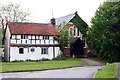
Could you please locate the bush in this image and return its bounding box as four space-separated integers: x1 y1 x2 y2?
25 59 32 61
109 52 120 62
86 51 97 57
52 51 67 60
41 58 51 61
25 58 50 61
12 60 24 62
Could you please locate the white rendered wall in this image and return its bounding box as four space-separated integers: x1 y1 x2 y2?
4 26 11 61
10 46 60 61
55 47 60 57
10 35 60 61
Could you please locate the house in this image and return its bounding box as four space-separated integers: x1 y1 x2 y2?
4 22 60 61
51 12 88 57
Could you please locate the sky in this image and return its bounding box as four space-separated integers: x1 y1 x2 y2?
0 0 105 26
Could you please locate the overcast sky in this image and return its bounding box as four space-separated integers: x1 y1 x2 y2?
0 0 105 25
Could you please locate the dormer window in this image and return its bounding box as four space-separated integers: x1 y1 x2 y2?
43 36 49 40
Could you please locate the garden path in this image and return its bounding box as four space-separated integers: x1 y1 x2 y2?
81 58 105 66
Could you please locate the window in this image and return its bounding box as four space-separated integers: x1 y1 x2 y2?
24 35 28 39
35 36 39 40
21 35 24 39
11 35 17 39
77 28 80 36
19 48 24 54
74 27 76 36
17 35 21 39
21 35 28 39
32 35 35 39
10 35 12 39
43 36 49 40
41 47 48 54
70 28 73 36
82 35 86 47
31 48 35 52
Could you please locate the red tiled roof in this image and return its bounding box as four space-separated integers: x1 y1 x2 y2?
7 22 59 36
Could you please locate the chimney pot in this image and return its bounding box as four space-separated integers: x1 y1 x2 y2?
51 18 55 25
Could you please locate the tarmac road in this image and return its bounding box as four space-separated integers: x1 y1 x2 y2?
1 66 103 78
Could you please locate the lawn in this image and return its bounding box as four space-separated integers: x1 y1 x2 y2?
0 58 88 72
94 63 117 80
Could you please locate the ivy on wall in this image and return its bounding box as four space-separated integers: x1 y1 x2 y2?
70 12 88 35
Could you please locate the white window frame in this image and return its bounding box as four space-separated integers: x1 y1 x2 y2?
41 47 49 54
43 36 49 40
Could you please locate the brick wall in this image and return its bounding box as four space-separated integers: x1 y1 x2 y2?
64 48 71 57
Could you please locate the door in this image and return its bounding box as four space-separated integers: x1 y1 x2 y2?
29 47 36 60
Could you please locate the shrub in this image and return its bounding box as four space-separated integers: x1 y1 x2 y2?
41 58 51 61
12 60 24 62
52 51 67 60
86 51 97 57
25 59 32 61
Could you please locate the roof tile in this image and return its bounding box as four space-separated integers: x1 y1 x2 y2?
8 22 59 36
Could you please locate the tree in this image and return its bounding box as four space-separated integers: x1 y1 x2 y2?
54 22 71 52
0 27 3 47
87 1 120 62
0 3 30 46
0 3 30 28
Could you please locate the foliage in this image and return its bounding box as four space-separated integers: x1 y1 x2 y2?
41 58 51 61
12 60 24 62
0 3 30 46
54 22 70 52
0 3 30 23
70 12 88 35
94 63 117 79
12 58 51 62
0 28 3 47
86 51 97 57
87 1 120 62
52 51 67 60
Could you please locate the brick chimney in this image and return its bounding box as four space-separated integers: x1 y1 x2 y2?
51 18 56 25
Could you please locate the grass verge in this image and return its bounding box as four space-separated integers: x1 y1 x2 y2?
0 58 88 72
94 63 117 80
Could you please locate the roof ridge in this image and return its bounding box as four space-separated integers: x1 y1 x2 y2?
55 12 75 19
8 22 51 25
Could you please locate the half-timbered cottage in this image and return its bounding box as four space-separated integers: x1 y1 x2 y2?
4 22 60 61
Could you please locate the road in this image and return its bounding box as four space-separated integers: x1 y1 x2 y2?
1 66 103 78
